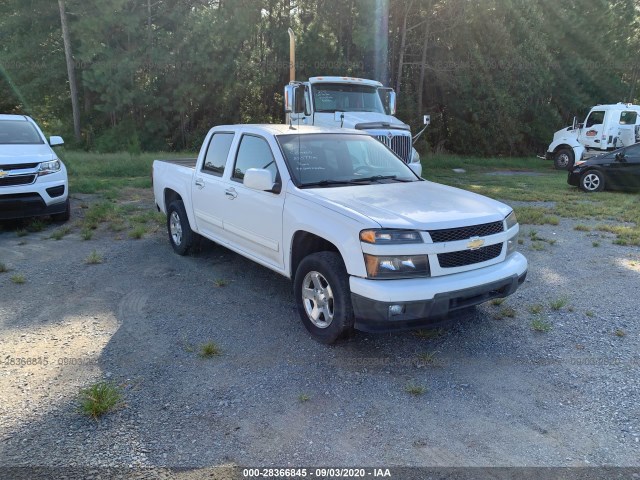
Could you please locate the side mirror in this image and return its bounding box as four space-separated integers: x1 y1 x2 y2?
615 152 626 162
378 88 396 115
244 168 275 191
50 136 64 147
423 115 431 126
284 84 305 114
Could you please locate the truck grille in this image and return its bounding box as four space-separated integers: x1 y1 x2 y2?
429 221 504 243
0 175 37 187
437 243 503 268
0 162 39 170
374 134 412 162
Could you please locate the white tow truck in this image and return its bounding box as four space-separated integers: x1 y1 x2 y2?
152 124 527 343
545 103 640 169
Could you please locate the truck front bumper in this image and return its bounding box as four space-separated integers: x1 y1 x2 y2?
349 252 527 332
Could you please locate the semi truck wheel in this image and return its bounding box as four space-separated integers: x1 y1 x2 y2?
554 148 574 170
294 252 354 344
167 200 194 255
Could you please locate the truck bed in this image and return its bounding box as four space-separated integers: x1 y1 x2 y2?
155 158 197 169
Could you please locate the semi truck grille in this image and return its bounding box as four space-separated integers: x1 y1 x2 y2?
429 221 504 243
0 175 36 187
374 134 412 162
437 243 503 268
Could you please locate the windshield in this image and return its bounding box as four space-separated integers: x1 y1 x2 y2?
276 134 420 187
0 120 44 145
311 83 385 114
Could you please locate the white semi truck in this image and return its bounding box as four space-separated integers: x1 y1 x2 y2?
283 29 426 176
545 103 640 170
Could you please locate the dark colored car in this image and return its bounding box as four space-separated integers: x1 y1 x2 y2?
568 143 640 192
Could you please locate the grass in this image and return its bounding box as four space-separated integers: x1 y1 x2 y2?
531 318 552 333
10 274 25 284
412 328 444 339
49 226 71 240
26 219 47 232
213 279 229 287
528 304 544 314
199 341 221 358
574 224 591 232
550 297 568 310
405 384 426 396
0 263 7 273
298 394 310 402
614 329 626 337
531 241 546 251
592 241 600 247
81 229 93 241
85 250 103 265
15 229 28 237
493 306 516 319
78 381 122 419
128 225 147 239
490 298 506 306
416 351 439 365
61 151 161 195
585 310 595 318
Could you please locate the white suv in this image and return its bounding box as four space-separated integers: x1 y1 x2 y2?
0 114 70 221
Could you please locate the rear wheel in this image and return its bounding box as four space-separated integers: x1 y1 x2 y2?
167 200 194 255
294 252 354 344
580 170 605 192
554 148 575 170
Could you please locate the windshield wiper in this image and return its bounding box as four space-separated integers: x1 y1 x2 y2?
300 179 362 188
350 175 413 183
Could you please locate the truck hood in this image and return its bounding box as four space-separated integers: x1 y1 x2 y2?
315 111 408 130
0 144 56 165
553 127 578 142
303 180 512 230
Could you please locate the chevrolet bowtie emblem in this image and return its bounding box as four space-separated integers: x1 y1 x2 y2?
0 170 7 178
467 236 485 250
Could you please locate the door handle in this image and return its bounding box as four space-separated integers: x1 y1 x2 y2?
225 188 237 199
195 178 205 189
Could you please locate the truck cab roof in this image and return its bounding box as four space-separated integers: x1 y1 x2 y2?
210 124 368 136
589 103 640 112
308 76 383 87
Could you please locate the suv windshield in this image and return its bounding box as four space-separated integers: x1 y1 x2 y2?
277 134 420 187
312 83 385 114
0 120 44 145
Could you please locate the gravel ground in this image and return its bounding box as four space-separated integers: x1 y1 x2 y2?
0 192 639 477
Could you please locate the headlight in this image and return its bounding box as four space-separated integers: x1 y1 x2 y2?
505 211 517 230
574 160 586 167
410 147 420 164
38 159 61 176
364 254 430 278
360 229 423 244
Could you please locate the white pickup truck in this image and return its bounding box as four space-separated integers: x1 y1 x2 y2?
153 124 527 343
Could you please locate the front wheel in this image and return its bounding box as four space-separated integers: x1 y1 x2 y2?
580 170 605 192
294 252 354 344
167 200 194 255
554 148 575 170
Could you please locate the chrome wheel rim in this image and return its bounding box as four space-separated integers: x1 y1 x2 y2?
583 173 600 191
301 271 334 328
170 211 183 246
557 153 569 167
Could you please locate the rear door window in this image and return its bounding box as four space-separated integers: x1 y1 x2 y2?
202 132 234 176
620 111 638 125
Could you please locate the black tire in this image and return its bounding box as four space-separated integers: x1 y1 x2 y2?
167 200 194 255
579 169 605 193
554 148 575 170
51 198 71 222
294 251 354 344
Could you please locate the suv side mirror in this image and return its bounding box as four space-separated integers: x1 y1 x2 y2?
378 88 396 115
615 152 626 162
284 84 305 114
244 168 275 191
49 136 64 147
